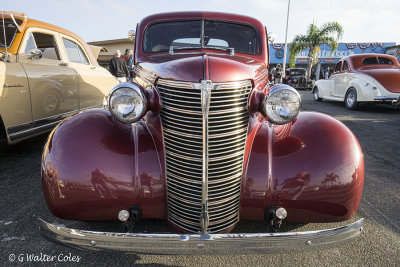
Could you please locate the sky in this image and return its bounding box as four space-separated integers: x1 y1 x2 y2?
3 0 399 44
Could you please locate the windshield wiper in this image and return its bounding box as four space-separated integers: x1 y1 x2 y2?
169 45 235 56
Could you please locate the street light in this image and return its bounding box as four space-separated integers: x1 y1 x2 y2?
281 0 291 83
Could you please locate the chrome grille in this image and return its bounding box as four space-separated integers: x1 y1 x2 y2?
157 79 252 233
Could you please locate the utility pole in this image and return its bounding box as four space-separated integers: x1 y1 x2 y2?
281 0 291 83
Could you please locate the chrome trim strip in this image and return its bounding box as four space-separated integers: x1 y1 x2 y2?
199 80 212 234
166 151 202 162
134 66 157 84
39 218 364 254
373 96 400 102
158 79 251 90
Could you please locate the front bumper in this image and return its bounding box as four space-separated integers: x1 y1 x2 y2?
39 218 364 254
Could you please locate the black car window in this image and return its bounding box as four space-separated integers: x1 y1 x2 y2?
378 57 394 65
25 32 61 60
334 61 342 72
143 20 261 55
362 57 378 65
342 60 349 71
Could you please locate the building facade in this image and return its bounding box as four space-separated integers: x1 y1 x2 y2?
270 42 396 67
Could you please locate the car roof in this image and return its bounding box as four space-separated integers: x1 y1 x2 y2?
139 11 265 29
339 53 400 70
1 11 97 64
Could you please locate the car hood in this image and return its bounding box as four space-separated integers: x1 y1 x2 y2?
360 67 400 93
136 53 267 83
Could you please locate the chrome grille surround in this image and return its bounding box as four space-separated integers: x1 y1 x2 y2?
157 79 252 234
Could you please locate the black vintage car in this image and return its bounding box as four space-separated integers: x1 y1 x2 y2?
283 68 312 89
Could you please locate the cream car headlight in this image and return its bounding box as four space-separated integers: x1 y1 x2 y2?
108 83 147 123
263 85 301 125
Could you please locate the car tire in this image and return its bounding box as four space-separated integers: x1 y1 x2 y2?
313 87 321 101
0 117 8 149
345 88 358 110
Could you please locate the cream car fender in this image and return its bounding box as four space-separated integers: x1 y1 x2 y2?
313 79 333 98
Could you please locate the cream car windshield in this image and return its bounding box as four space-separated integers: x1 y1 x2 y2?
0 18 22 48
143 20 261 55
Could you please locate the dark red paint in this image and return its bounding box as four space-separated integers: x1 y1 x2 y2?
240 112 364 222
42 110 166 220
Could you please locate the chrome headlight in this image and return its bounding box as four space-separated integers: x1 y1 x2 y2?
263 85 301 125
108 83 147 123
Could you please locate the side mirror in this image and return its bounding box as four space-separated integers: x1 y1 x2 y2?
28 49 42 60
268 32 276 43
128 29 136 41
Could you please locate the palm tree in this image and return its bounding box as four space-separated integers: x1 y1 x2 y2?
289 21 343 80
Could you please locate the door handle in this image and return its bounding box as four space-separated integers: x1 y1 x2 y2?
59 62 68 66
90 66 96 70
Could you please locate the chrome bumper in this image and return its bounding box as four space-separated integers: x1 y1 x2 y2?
39 218 364 254
374 96 400 105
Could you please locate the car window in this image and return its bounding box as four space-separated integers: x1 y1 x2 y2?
342 60 349 71
362 57 378 65
290 69 305 76
143 20 261 55
0 18 22 48
62 38 89 64
378 57 394 65
25 34 37 52
25 32 61 60
334 61 342 72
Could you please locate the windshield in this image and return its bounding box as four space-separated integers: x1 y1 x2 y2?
143 20 261 55
0 18 21 48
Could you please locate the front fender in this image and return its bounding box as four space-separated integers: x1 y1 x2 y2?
241 111 364 223
41 109 166 221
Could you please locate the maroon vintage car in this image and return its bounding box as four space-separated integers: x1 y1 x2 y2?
39 12 364 253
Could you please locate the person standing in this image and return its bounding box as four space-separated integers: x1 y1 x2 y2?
325 67 331 79
122 48 131 63
126 49 135 81
274 64 282 84
109 50 129 83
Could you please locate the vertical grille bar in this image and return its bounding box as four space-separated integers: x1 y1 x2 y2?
157 79 252 233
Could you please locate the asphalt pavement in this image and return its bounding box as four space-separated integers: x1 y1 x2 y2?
1 90 399 266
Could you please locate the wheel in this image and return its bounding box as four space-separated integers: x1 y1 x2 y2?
345 88 358 110
0 117 8 148
313 87 321 101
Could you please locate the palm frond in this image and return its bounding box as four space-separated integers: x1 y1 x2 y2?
288 35 309 67
318 21 343 40
288 20 343 77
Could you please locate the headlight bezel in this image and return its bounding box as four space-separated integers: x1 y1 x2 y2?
108 82 148 123
263 84 302 125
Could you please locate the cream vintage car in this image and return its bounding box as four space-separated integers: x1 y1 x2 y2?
0 11 117 145
313 53 400 109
